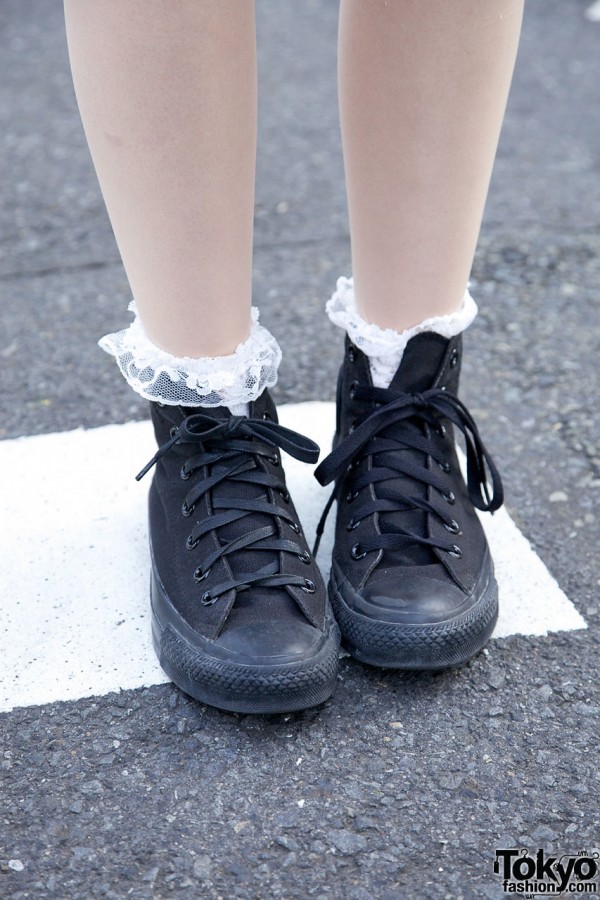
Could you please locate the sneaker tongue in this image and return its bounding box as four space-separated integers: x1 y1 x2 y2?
389 332 449 394
167 401 303 628
194 406 273 579
181 404 229 420
151 401 296 606
375 332 449 568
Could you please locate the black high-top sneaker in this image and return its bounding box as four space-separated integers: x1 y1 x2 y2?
136 390 340 713
314 333 503 669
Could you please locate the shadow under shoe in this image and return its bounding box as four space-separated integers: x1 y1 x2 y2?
138 390 340 713
315 333 503 670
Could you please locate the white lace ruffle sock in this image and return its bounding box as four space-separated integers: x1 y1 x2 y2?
99 303 282 416
326 276 478 388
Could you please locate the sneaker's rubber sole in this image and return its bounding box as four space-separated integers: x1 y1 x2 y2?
151 575 341 714
329 566 498 670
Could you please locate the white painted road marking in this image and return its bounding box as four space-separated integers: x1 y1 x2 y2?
0 403 586 713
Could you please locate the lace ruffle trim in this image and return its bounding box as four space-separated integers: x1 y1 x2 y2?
326 276 477 356
99 303 281 407
326 276 477 388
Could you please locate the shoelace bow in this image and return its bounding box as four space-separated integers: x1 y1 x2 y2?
313 384 503 558
137 413 321 605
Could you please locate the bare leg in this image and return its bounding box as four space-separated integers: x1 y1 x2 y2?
63 0 256 357
338 0 524 330
62 3 339 716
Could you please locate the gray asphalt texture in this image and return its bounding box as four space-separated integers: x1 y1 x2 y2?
1 1 599 898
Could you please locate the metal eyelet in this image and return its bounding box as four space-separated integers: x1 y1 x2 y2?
444 519 461 535
442 490 456 505
169 427 178 438
346 518 360 531
194 566 210 582
181 502 194 518
180 465 191 481
437 424 447 438
301 579 316 593
438 461 451 473
279 490 290 504
186 535 199 550
268 453 279 466
262 411 272 421
448 545 463 559
349 380 359 400
351 543 367 560
201 590 218 606
346 490 356 504
290 522 301 534
347 345 356 362
298 550 311 564
450 349 459 368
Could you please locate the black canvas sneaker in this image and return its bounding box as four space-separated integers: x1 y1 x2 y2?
314 333 503 669
137 390 340 713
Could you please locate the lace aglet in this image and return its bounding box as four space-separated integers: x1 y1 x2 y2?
135 433 179 481
312 529 323 559
312 488 336 557
312 506 328 558
135 458 156 482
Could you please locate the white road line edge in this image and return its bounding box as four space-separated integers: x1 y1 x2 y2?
0 403 586 713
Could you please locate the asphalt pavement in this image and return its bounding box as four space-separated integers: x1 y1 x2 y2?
1 1 599 898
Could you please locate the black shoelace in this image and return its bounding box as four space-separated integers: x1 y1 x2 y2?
313 384 503 559
137 413 321 605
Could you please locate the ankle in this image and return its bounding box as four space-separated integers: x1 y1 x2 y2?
99 303 281 412
326 276 477 388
